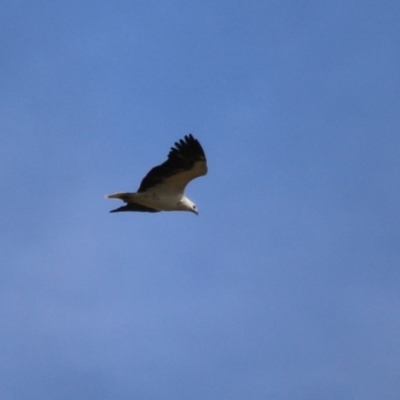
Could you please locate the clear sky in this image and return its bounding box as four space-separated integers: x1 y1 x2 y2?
1 1 400 399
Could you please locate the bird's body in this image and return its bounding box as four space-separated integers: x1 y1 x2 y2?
106 134 207 215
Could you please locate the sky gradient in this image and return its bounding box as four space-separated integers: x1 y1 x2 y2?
1 1 400 399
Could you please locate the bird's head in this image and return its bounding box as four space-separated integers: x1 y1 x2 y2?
180 197 199 215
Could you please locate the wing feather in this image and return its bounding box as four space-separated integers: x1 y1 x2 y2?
137 134 207 193
109 203 160 213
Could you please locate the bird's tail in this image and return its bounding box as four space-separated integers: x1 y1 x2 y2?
106 192 160 213
106 192 136 202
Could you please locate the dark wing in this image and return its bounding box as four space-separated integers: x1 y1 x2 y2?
137 134 207 193
110 203 160 213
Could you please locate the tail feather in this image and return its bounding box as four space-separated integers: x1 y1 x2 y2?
106 192 160 213
106 192 135 202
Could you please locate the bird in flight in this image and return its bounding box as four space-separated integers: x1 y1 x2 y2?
106 134 207 215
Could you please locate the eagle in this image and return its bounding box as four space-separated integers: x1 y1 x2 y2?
106 134 207 215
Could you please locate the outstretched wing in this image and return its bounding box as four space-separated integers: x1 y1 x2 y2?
110 203 160 213
137 134 207 194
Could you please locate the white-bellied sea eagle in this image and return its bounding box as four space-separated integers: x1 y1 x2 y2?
106 134 207 215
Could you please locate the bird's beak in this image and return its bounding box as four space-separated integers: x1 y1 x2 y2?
193 210 199 216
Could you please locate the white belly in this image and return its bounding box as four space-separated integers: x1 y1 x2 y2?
133 192 183 211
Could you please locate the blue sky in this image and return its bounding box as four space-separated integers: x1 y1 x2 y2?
1 1 400 399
